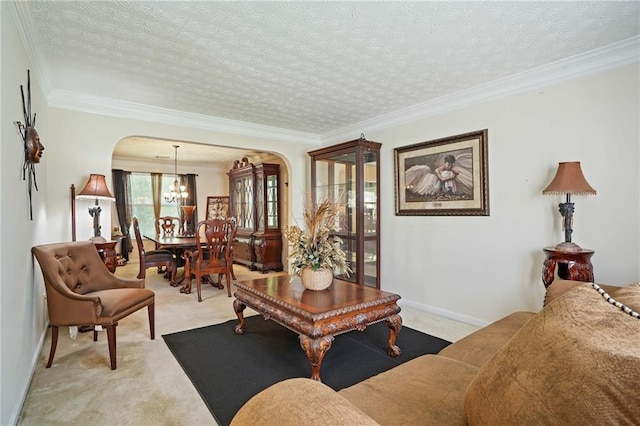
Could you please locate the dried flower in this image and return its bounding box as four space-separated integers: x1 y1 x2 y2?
284 196 351 277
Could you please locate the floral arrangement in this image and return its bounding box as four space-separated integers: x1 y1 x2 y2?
284 197 351 277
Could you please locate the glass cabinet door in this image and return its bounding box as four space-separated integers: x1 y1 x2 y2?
231 175 254 231
309 137 381 288
252 162 283 272
266 174 279 228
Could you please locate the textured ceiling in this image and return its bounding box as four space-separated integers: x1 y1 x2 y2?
12 1 640 163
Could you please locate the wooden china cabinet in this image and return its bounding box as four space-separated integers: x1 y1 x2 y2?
228 157 283 273
308 137 381 288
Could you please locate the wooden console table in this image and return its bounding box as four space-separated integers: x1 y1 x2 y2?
542 247 594 289
233 275 402 382
93 240 118 273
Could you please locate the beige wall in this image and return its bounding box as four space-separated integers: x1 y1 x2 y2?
363 64 639 323
2 4 49 424
3 3 639 422
45 110 312 244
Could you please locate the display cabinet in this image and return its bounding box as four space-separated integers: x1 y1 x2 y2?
309 137 381 288
228 158 283 273
253 163 283 272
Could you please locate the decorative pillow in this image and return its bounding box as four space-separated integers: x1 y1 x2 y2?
464 285 640 425
604 282 640 314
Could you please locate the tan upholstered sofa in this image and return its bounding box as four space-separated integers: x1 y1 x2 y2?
231 280 640 425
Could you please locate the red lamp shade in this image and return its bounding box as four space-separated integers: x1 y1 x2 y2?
76 174 115 201
542 162 596 196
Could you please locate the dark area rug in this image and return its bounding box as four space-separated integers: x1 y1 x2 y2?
163 315 450 426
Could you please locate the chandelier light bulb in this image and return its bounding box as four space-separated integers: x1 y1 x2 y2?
164 145 188 203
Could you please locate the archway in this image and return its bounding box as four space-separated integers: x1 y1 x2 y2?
110 136 291 272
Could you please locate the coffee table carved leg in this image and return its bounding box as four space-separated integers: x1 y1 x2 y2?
299 335 334 382
233 299 246 335
386 314 402 357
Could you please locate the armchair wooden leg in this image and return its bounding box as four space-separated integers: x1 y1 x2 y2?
106 324 117 370
226 271 232 297
93 328 98 341
46 326 59 368
148 303 155 340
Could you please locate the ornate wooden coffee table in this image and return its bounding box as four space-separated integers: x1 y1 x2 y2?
233 275 402 381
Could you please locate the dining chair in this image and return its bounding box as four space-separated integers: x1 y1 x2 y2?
184 218 237 301
155 216 182 239
32 241 155 370
133 217 177 285
154 215 185 267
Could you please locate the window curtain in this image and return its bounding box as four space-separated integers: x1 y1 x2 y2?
112 169 132 260
183 173 198 233
151 173 163 230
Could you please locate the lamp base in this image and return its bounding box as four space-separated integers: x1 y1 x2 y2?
553 241 583 252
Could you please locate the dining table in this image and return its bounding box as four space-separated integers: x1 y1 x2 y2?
143 234 231 294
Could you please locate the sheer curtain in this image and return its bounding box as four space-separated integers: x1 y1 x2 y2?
151 173 163 230
112 169 132 260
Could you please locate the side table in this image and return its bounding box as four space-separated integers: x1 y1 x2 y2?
542 247 594 289
93 240 118 273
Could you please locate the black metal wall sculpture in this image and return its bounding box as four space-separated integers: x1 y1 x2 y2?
17 69 44 220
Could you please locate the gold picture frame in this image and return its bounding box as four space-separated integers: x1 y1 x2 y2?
394 129 489 216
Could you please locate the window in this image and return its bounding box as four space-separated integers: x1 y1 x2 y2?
129 173 183 236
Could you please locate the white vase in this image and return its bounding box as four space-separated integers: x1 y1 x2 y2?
300 268 334 291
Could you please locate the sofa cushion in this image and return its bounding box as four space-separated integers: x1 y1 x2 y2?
464 285 640 424
230 378 378 426
544 279 622 306
438 311 534 368
339 355 478 426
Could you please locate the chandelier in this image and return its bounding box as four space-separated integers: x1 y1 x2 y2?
164 145 188 203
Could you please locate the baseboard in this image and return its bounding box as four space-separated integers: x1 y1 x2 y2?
399 299 490 328
8 324 48 426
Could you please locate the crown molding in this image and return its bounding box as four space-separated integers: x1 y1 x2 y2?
321 36 640 144
10 2 51 95
47 90 321 145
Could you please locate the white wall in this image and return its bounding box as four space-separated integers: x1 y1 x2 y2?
1 4 49 424
365 64 639 324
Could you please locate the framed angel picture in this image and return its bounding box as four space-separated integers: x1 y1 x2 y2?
206 196 229 219
394 129 489 216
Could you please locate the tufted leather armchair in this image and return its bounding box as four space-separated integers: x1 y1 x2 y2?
32 241 155 370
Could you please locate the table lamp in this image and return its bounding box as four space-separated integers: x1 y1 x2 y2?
76 174 116 239
542 161 596 252
181 205 197 236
